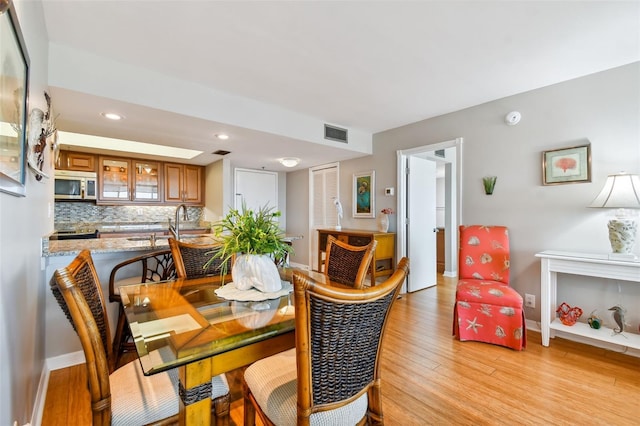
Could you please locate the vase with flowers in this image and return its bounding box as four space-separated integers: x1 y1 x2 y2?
204 203 292 293
378 208 394 232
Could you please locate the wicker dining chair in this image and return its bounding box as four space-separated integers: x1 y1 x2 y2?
51 249 231 425
323 235 377 288
243 257 409 426
108 249 176 367
169 237 234 279
168 237 233 421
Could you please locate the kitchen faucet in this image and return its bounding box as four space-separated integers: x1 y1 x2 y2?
169 204 189 240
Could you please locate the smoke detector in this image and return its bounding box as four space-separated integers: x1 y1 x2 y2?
505 111 521 126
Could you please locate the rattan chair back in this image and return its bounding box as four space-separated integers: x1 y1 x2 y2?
108 249 176 365
50 250 115 425
324 235 377 288
169 238 233 279
50 249 116 373
108 249 176 303
294 257 409 423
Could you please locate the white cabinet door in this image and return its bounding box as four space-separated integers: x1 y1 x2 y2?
234 168 278 212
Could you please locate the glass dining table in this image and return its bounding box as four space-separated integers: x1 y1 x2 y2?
119 268 326 426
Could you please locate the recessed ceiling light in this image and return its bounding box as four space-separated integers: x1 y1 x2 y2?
279 157 300 168
101 112 124 120
215 133 229 140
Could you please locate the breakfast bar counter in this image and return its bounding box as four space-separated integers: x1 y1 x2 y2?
45 234 218 257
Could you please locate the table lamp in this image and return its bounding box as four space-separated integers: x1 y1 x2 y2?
589 172 640 258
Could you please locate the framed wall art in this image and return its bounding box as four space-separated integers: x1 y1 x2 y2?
353 170 375 218
0 4 30 196
542 143 591 185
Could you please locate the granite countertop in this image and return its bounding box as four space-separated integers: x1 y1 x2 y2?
45 233 219 257
44 233 303 257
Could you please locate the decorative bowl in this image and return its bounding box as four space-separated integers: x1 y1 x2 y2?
556 302 583 326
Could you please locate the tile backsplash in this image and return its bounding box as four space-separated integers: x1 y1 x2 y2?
54 202 204 228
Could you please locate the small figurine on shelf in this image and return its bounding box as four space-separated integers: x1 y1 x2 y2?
587 310 602 329
608 305 628 336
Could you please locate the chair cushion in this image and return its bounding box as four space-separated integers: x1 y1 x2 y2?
110 359 179 425
456 279 523 308
110 358 230 425
245 348 368 426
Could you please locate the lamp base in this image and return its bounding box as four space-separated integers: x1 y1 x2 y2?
608 252 639 261
607 219 637 254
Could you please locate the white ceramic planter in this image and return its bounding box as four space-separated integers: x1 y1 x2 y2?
232 254 282 292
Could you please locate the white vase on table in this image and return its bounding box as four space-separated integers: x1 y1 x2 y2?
378 213 389 233
232 254 282 292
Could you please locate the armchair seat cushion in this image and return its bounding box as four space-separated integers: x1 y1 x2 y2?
110 360 179 425
456 279 523 308
110 357 230 425
244 348 368 426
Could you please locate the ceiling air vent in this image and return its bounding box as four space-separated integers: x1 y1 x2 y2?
324 124 348 143
212 150 231 156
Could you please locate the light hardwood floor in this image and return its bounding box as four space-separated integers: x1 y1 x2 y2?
42 276 640 425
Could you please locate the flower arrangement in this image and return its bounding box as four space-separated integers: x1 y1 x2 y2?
204 203 292 275
381 208 394 215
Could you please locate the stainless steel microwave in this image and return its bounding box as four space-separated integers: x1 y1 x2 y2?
54 170 97 200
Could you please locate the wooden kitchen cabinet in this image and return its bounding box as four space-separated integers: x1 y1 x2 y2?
98 156 162 204
164 163 203 205
55 151 96 172
317 229 396 284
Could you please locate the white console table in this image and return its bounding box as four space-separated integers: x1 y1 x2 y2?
535 250 640 350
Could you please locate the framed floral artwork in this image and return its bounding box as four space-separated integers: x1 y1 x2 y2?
542 144 591 185
353 170 375 218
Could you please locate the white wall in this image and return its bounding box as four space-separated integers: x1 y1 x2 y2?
372 62 640 323
0 1 54 425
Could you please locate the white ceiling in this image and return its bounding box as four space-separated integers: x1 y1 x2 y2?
39 1 640 171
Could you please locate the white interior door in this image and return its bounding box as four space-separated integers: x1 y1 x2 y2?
309 164 339 271
407 155 437 291
234 168 278 212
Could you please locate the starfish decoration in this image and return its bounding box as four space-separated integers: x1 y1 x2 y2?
466 317 483 334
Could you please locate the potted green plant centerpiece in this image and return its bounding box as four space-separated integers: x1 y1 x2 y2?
205 203 292 292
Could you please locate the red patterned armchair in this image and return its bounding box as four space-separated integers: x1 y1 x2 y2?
452 225 526 350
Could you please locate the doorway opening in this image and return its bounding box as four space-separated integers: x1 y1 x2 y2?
396 138 463 292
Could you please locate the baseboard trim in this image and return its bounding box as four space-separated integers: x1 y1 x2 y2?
46 351 85 371
288 262 309 270
30 367 49 426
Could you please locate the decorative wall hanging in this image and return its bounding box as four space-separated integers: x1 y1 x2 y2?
482 176 497 195
0 4 30 196
27 92 56 181
353 170 375 218
542 143 591 185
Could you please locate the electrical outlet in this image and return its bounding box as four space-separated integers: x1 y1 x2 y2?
524 293 535 308
136 207 144 216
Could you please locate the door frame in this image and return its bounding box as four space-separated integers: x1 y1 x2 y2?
396 138 464 290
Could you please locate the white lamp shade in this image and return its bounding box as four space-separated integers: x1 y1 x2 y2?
589 173 640 209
